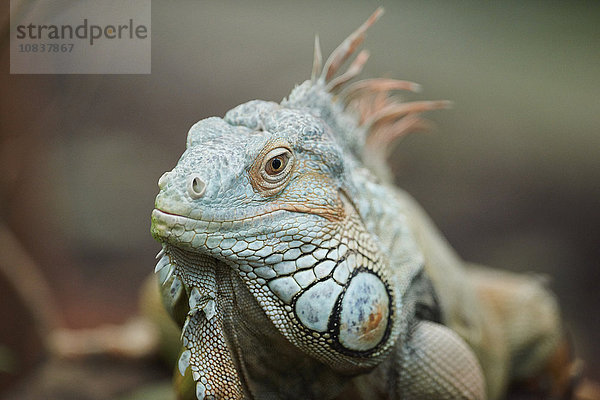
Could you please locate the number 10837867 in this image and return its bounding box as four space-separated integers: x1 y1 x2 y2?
18 43 74 53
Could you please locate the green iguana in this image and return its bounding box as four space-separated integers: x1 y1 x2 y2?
150 8 578 400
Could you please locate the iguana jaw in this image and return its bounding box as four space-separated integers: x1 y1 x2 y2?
151 207 316 254
151 194 343 256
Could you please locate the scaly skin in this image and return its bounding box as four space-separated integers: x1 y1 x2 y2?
151 8 570 400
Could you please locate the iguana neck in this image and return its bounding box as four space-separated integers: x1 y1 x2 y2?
217 264 351 399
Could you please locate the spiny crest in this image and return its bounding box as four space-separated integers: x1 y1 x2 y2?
284 7 450 181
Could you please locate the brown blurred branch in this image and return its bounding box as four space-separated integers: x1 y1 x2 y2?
48 317 160 360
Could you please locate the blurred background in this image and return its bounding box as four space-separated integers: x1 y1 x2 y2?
1 1 599 399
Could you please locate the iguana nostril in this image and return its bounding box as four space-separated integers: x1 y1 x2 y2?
188 175 206 199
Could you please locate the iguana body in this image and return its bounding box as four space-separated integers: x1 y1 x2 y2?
151 9 573 400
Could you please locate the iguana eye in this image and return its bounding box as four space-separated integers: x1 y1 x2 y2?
265 149 290 176
249 145 294 196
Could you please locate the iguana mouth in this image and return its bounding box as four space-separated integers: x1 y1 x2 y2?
151 206 338 256
151 207 288 226
152 196 317 226
151 207 290 251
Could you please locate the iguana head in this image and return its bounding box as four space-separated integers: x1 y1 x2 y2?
151 8 446 385
152 101 348 253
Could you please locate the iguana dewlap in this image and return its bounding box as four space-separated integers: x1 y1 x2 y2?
151 8 573 400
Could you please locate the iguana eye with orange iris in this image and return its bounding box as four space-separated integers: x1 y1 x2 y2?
265 152 289 175
249 145 294 196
